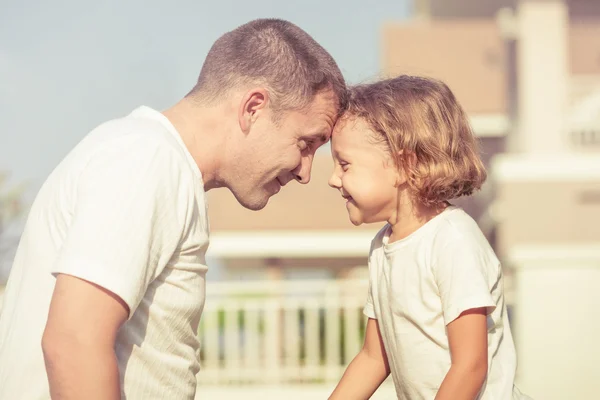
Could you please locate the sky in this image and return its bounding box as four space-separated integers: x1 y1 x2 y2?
0 0 412 277
1 0 411 193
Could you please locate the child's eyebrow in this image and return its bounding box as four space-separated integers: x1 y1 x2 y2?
331 148 348 160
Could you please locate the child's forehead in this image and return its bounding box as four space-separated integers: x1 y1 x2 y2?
331 116 395 160
332 117 378 146
333 115 367 136
332 118 382 155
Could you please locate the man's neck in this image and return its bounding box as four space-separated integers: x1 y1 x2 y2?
162 98 231 191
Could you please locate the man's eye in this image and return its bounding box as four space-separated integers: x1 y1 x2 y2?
299 140 314 151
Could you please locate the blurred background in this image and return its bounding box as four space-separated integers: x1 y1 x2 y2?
1 0 600 398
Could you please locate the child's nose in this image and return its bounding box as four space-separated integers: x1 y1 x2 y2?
328 173 340 189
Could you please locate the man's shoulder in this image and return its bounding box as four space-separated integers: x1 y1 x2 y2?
69 109 194 180
87 110 184 156
44 114 198 209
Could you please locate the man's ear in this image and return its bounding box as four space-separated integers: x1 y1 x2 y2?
238 88 270 134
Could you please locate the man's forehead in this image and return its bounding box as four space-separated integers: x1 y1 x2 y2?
305 121 333 141
307 90 338 121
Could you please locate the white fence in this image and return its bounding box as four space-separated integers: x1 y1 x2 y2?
0 275 515 397
198 278 371 386
197 274 515 388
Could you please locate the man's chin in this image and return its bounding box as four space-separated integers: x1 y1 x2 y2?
242 200 269 211
233 192 271 211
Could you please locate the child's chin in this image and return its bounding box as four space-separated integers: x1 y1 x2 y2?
346 212 363 226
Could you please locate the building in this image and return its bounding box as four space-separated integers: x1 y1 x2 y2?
204 1 600 398
206 0 600 280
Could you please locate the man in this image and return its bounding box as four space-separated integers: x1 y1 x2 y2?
0 18 347 399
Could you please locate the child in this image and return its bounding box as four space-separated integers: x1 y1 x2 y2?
328 76 529 399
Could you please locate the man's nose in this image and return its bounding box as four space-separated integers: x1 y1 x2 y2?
292 157 313 184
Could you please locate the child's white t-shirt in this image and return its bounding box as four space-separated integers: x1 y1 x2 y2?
364 206 524 399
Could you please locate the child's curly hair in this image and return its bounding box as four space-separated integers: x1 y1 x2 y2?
345 75 487 206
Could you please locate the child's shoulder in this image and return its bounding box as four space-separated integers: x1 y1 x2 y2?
429 207 501 276
430 206 494 255
369 223 391 252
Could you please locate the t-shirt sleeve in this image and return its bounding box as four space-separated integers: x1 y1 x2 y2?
362 228 387 320
433 237 498 325
51 139 192 318
363 281 376 319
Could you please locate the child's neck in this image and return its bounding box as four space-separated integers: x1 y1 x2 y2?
387 198 448 244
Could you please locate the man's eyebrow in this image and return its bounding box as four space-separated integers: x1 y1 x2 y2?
318 128 333 143
305 130 330 143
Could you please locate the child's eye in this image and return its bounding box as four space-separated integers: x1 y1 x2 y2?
340 161 349 171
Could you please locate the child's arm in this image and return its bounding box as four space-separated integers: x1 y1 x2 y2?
435 307 488 400
328 318 390 400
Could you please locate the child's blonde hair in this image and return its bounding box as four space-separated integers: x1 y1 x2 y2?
345 75 487 205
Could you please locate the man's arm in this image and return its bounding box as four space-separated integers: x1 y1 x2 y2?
42 274 129 400
435 308 488 400
329 318 390 400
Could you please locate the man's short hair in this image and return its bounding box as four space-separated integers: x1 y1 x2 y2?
188 19 347 116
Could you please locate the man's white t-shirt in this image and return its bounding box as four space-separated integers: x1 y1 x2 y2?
0 106 210 399
364 206 526 399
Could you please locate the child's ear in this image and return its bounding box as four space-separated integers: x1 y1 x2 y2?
394 150 415 187
394 167 407 188
389 159 405 188
398 150 417 167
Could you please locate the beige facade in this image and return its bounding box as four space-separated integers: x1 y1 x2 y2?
207 155 377 232
381 13 600 116
381 20 507 114
492 156 600 257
